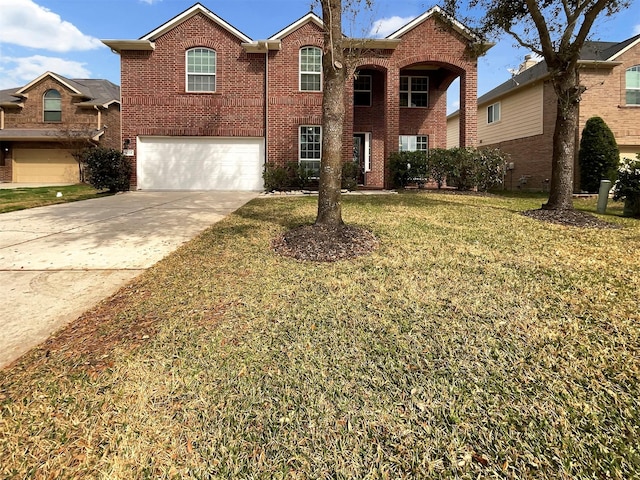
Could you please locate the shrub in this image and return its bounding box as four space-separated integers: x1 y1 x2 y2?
388 151 429 188
612 154 640 217
341 161 360 190
83 147 131 193
447 147 477 191
475 147 509 191
263 162 313 191
579 116 620 193
428 148 452 189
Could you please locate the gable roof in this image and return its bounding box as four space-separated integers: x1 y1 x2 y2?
477 34 640 106
269 12 324 41
0 72 120 109
387 5 481 42
142 2 252 43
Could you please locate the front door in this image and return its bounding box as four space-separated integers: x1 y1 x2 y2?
353 134 366 185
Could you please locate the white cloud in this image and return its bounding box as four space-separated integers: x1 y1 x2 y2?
634 24 640 35
0 0 103 52
140 0 162 4
0 55 91 89
369 16 416 38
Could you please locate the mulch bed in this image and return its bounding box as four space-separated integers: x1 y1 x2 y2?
272 223 379 262
521 208 621 229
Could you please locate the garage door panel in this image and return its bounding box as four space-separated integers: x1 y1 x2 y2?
137 137 264 191
13 149 78 183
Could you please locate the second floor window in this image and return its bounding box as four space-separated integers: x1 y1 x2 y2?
300 46 322 91
487 102 501 124
43 89 61 122
354 75 372 106
626 65 640 105
400 76 428 107
186 48 216 92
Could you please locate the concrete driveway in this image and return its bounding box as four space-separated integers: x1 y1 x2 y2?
0 191 258 369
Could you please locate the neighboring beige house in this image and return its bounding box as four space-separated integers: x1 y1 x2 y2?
0 72 121 183
447 34 640 191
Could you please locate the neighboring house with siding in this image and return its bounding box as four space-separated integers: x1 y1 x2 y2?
103 2 491 191
0 72 121 183
447 34 640 191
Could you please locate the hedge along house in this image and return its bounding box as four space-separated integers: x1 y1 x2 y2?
0 72 121 183
103 2 490 191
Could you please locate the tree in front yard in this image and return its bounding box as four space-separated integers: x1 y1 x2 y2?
578 116 620 193
444 0 632 211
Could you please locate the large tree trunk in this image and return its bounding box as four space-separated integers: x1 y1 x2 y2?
316 0 345 227
544 67 582 211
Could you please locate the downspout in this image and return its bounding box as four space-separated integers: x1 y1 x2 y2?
94 105 102 132
264 46 269 175
0 107 4 130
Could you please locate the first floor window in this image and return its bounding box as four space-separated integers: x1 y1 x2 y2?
626 65 640 105
487 102 501 123
399 135 429 152
43 89 61 122
400 76 428 107
299 126 322 176
186 48 216 92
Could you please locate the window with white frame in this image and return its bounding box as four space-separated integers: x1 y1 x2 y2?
43 89 61 122
626 65 640 105
400 76 428 107
186 48 216 92
299 126 322 176
354 75 372 106
300 46 322 91
487 102 501 123
399 135 429 152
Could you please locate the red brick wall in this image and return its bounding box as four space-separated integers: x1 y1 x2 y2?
120 11 480 189
120 13 266 186
267 22 324 167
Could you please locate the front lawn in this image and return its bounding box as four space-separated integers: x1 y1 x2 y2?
0 184 108 213
1 192 638 478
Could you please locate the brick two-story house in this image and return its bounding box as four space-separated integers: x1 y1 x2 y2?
103 2 490 191
0 72 121 183
448 34 640 191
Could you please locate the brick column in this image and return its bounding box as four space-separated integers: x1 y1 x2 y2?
459 69 478 147
384 68 400 188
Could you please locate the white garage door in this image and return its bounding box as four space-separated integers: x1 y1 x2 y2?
137 136 264 190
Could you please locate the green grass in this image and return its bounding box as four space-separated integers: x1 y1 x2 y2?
1 192 638 479
0 184 109 213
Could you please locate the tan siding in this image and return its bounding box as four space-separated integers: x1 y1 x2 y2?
478 83 544 146
446 115 460 148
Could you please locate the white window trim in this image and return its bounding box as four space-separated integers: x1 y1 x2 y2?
626 65 640 105
299 46 322 92
399 135 429 152
186 47 217 93
299 125 322 176
400 75 429 108
487 102 501 124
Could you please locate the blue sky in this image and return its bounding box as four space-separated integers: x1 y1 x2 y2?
1 0 639 113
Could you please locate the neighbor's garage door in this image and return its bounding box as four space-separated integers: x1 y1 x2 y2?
13 148 78 183
136 136 264 190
